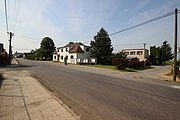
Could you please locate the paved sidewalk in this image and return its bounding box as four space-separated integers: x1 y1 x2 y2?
0 60 79 120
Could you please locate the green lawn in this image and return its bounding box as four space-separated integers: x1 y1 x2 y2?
87 65 118 70
84 64 153 72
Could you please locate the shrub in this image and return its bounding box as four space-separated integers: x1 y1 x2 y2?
47 57 52 61
146 61 151 66
127 60 139 69
112 58 127 70
0 54 11 65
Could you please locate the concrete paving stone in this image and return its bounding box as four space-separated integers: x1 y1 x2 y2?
29 110 44 120
2 106 13 112
27 105 39 113
22 114 30 120
25 99 35 104
14 112 28 120
46 99 59 106
0 109 13 118
43 111 59 120
30 115 44 120
40 106 53 115
50 103 63 111
54 107 71 116
0 114 14 120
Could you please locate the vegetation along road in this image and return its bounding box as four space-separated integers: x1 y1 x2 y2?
17 58 180 120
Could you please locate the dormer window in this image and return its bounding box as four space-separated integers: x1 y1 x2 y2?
86 47 89 52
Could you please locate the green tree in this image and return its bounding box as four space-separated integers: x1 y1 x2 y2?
111 52 127 59
156 47 162 64
40 37 55 60
149 46 157 65
91 28 113 65
161 41 173 62
149 41 173 65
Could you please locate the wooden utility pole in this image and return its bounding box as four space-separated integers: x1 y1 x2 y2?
143 43 147 68
173 8 178 81
8 32 14 60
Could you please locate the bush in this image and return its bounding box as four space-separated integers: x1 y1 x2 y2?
47 57 52 61
127 60 138 69
0 54 11 65
127 60 151 69
146 61 151 66
112 58 127 70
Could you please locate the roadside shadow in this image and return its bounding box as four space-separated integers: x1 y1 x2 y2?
0 75 6 88
0 64 34 69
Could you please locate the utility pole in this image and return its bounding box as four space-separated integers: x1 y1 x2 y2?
173 8 178 81
8 32 14 61
143 43 147 68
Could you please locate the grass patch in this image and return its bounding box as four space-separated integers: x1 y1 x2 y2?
83 65 154 72
136 66 154 71
85 65 118 70
164 60 173 65
123 68 137 72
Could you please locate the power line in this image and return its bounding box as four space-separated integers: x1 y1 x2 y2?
12 0 17 31
109 11 174 36
4 0 9 33
82 10 175 45
14 0 21 32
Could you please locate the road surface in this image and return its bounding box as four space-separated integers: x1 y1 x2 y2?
16 58 180 120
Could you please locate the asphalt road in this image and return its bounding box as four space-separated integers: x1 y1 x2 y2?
16 58 180 120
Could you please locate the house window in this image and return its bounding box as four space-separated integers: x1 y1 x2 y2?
66 48 68 52
124 52 129 55
54 56 56 59
130 51 135 55
61 56 63 60
61 49 63 52
65 56 68 60
71 55 74 59
137 51 143 55
86 48 89 52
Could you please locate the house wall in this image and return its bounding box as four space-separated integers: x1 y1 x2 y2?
56 45 91 64
53 54 58 61
122 49 149 61
69 53 77 64
58 47 69 63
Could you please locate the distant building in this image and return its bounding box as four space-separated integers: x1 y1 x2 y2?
13 51 23 58
23 52 31 59
122 48 149 61
53 42 96 64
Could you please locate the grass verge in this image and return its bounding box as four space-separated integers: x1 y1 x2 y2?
84 65 154 72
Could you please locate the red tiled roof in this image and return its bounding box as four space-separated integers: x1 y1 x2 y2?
69 43 84 53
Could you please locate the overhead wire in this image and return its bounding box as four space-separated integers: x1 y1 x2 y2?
109 11 174 36
4 0 9 33
14 0 21 32
12 0 17 31
82 10 175 45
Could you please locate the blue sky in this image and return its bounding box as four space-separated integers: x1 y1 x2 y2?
0 0 180 53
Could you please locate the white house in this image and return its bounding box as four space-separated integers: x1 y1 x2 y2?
122 48 149 61
53 42 94 64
